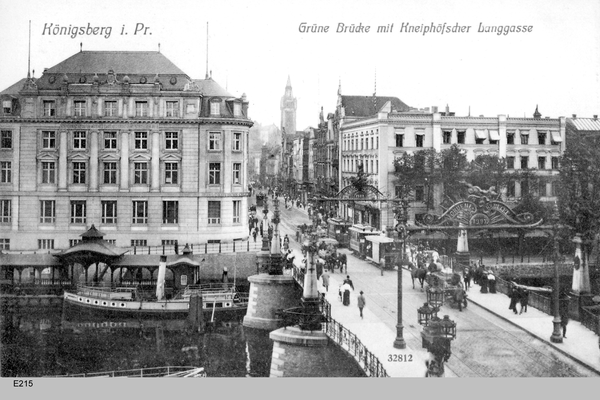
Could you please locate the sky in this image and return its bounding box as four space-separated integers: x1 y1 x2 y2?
0 0 599 130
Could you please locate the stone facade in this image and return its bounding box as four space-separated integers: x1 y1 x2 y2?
0 51 253 251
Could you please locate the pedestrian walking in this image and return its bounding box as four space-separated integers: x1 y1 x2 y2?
357 291 366 318
508 284 520 314
252 228 258 242
343 275 354 290
519 289 529 314
341 282 352 306
379 257 386 276
222 266 228 283
321 271 330 292
463 268 471 290
488 272 497 293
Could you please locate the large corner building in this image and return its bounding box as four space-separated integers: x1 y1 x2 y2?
0 50 253 251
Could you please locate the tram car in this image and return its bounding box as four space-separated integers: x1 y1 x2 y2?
364 235 396 268
348 224 381 259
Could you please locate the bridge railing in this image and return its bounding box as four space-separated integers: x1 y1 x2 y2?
128 240 262 255
289 265 388 377
580 307 600 336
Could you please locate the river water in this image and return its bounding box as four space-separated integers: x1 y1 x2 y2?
1 303 273 377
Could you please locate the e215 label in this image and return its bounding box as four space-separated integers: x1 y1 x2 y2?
13 380 34 387
388 354 413 362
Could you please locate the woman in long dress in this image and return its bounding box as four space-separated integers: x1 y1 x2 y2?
342 282 352 306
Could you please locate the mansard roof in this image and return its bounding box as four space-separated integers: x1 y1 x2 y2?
341 95 410 117
191 77 234 98
44 51 187 76
0 78 27 96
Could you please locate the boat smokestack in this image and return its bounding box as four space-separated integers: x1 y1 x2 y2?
156 255 167 300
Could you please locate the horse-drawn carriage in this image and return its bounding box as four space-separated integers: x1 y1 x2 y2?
425 270 467 310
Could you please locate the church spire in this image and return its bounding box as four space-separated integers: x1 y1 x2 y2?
286 75 292 88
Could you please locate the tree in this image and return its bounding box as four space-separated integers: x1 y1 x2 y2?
557 134 600 291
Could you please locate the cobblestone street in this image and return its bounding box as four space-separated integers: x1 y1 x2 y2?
274 200 600 377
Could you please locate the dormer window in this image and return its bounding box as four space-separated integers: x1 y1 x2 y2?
2 100 11 114
233 102 241 117
210 101 220 116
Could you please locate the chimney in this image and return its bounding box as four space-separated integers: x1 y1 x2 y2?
572 114 577 118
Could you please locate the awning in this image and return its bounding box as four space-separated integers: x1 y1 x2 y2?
489 130 500 141
415 130 425 136
551 131 563 142
2 100 12 108
394 128 404 135
475 129 487 140
519 129 529 135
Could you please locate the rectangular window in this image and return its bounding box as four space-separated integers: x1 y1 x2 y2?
209 132 221 150
457 131 465 144
443 131 451 144
1 199 11 223
0 238 9 250
69 239 82 247
521 180 529 196
233 103 242 117
135 101 148 117
507 181 516 197
233 163 241 185
104 132 117 149
3 100 12 114
134 162 148 184
135 132 148 149
209 163 221 184
208 201 221 224
416 135 424 148
520 156 529 169
43 100 56 117
520 133 529 145
233 200 241 223
70 200 86 224
210 102 220 116
538 156 546 170
40 200 55 223
415 185 424 202
38 239 54 250
395 134 404 147
162 201 178 224
42 131 56 148
507 132 515 145
551 156 559 170
537 132 546 145
73 100 86 117
132 201 148 224
73 162 86 184
165 132 178 149
104 101 117 117
506 156 515 169
1 161 11 183
42 162 56 184
166 101 179 117
1 131 12 149
73 131 87 149
103 162 117 184
165 162 178 184
233 132 242 151
162 239 178 247
101 201 117 224
539 181 548 197
131 239 147 247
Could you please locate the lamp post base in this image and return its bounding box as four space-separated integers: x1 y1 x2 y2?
550 318 563 343
393 323 406 349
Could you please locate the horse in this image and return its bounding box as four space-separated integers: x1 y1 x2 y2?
410 263 427 291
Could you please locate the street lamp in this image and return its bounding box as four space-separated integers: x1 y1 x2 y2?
426 286 445 308
417 302 439 326
393 199 409 349
549 202 563 343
